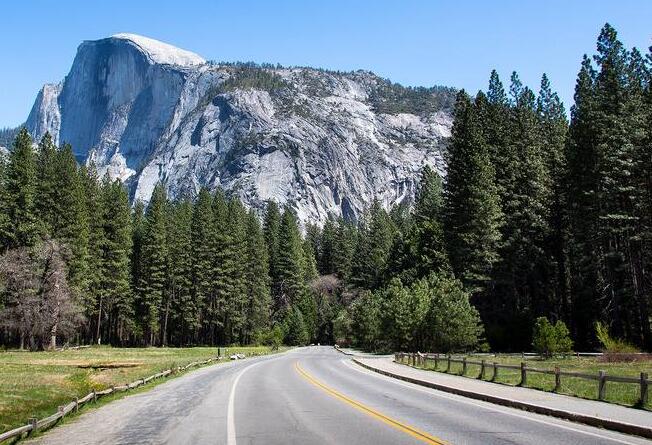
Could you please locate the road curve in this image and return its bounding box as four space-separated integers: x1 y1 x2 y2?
28 346 652 445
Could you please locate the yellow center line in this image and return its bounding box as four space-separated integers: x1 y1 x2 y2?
294 361 450 445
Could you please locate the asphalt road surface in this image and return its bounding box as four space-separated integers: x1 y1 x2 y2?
29 346 652 445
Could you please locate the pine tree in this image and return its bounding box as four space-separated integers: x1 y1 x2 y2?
566 54 600 347
139 184 168 346
263 200 281 298
537 74 570 323
191 188 214 343
413 165 450 277
331 217 356 282
98 179 132 345
80 164 105 342
243 209 271 343
34 133 58 235
319 217 336 274
166 199 193 345
443 91 503 294
351 200 395 289
54 144 89 292
223 198 249 344
565 24 651 347
276 207 308 316
484 70 516 203
0 150 9 252
4 128 38 248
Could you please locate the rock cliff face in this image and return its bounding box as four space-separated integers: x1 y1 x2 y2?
26 34 454 223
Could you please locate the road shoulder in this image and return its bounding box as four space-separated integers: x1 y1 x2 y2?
353 356 652 440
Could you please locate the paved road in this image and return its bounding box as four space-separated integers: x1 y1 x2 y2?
29 346 652 445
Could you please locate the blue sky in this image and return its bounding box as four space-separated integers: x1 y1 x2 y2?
1 0 651 127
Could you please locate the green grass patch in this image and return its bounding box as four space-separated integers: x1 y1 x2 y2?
403 354 651 410
0 345 279 434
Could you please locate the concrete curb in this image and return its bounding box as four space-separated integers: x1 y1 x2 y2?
352 358 652 440
333 346 355 356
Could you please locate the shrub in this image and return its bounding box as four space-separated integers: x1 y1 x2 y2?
532 317 573 357
594 321 639 355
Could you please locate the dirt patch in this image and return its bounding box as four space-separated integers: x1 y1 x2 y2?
77 363 142 369
599 353 652 363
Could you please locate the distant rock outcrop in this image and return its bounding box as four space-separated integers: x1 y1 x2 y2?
26 34 454 223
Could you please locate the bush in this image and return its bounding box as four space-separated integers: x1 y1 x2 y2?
532 317 573 357
594 321 639 355
255 325 284 350
379 273 484 353
419 273 484 353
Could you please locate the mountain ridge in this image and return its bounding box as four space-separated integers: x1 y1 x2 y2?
25 34 455 223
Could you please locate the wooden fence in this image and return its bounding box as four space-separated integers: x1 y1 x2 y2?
0 356 224 443
395 352 649 406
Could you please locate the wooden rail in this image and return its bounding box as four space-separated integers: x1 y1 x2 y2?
0 356 225 443
394 352 650 406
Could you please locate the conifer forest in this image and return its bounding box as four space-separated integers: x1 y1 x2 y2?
1 24 651 353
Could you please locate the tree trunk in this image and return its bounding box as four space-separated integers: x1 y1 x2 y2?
96 295 103 345
50 299 61 350
162 298 170 347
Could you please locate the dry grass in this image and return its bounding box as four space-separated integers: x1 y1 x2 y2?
0 345 277 433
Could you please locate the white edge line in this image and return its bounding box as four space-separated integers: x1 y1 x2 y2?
227 352 292 445
342 359 640 445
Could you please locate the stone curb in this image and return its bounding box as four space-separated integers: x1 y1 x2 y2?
352 358 652 440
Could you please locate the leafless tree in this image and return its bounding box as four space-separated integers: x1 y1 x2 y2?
0 239 84 350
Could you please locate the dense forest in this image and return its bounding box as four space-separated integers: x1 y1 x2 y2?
0 24 650 352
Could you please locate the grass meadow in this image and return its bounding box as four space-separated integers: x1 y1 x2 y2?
0 345 277 433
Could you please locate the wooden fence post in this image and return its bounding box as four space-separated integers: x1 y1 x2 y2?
446 355 451 373
640 372 648 406
462 357 467 375
554 367 561 392
479 359 485 379
29 417 38 434
434 354 439 370
491 362 498 381
92 389 97 402
598 370 606 400
75 397 79 412
519 362 527 386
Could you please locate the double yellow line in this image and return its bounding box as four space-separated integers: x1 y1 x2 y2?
294 361 449 445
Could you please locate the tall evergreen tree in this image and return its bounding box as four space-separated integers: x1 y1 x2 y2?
413 166 450 277
190 188 214 343
443 91 503 294
54 144 89 292
537 74 570 322
263 200 282 298
4 128 38 248
166 199 193 345
139 184 168 345
243 209 271 343
34 133 58 235
276 207 308 314
98 179 132 345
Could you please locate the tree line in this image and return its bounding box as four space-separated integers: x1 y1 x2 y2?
0 130 321 348
0 23 649 352
319 24 651 352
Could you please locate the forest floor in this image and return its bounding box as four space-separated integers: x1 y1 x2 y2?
0 345 278 433
406 353 652 410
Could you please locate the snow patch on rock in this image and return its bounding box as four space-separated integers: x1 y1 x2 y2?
111 33 205 67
